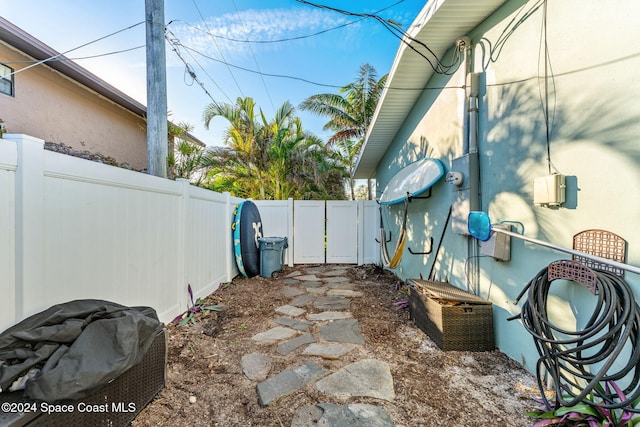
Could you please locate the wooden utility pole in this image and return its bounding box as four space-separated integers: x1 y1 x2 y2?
145 0 168 177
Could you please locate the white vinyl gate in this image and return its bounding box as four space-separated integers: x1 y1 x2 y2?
254 199 379 265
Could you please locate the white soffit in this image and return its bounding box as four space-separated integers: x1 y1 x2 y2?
354 0 508 179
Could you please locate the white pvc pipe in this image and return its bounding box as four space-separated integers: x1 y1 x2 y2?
493 228 640 276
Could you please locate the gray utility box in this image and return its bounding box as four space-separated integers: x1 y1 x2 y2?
258 237 288 278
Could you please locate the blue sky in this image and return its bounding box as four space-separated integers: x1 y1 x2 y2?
1 0 425 146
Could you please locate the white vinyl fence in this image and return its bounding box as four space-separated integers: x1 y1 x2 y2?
0 134 380 332
254 199 380 266
1 134 243 331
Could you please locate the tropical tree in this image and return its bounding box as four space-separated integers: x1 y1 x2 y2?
201 97 347 200
299 63 387 199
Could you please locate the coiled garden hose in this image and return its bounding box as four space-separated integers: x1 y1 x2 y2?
509 266 640 411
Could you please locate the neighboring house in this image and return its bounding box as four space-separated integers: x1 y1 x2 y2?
355 0 640 373
0 17 203 171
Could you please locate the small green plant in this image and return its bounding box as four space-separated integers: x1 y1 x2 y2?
172 284 221 327
0 118 6 138
527 381 640 426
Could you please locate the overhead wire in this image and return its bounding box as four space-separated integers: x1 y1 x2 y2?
165 29 217 103
294 0 463 75
6 20 146 78
166 0 402 45
231 0 275 113
190 0 244 98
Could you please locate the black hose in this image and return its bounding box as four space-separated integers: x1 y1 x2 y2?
510 266 640 411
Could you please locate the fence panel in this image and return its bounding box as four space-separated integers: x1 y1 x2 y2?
293 200 326 264
362 200 381 265
42 149 184 322
254 199 293 266
326 201 358 263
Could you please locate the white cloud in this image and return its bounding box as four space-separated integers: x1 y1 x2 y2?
169 8 353 59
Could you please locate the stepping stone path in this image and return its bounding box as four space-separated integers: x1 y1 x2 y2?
244 265 396 425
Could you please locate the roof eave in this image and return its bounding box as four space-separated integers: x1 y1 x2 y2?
353 0 508 179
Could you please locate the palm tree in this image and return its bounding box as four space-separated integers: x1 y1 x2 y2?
201 97 347 200
299 63 387 199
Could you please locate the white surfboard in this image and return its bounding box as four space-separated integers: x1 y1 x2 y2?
379 158 445 205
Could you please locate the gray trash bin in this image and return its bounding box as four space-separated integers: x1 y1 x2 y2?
258 237 288 278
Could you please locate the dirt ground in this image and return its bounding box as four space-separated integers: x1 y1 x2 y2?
132 265 540 427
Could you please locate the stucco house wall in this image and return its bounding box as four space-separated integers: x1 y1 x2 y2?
0 19 148 170
363 0 640 373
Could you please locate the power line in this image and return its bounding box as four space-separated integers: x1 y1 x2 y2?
294 0 463 75
6 20 146 78
190 0 244 97
166 1 402 45
231 0 275 113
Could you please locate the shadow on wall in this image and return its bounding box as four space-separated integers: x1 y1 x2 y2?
480 79 640 242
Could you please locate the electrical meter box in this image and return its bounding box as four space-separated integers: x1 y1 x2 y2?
449 152 480 235
534 174 566 207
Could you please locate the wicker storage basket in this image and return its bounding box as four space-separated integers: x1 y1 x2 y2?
409 280 494 351
1 328 167 427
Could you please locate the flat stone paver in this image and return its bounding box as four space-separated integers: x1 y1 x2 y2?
326 282 357 290
275 317 314 331
308 311 352 321
318 319 364 344
276 333 316 355
302 343 355 360
305 287 327 295
289 294 315 307
251 327 298 343
319 270 349 277
296 274 321 281
282 278 301 285
282 287 306 297
241 352 272 381
314 359 395 401
285 271 302 278
275 305 306 317
291 403 395 427
327 289 363 298
313 296 350 310
256 360 327 406
299 281 323 288
321 276 350 283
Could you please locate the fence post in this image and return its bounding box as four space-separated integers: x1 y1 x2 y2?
287 198 294 266
11 134 45 321
357 200 365 266
224 192 234 282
